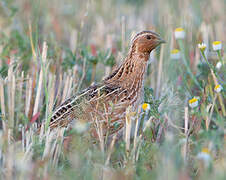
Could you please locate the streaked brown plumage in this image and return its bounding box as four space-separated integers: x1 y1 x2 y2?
45 31 165 137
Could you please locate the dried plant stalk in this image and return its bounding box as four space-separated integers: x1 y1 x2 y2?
67 76 73 98
47 74 56 115
94 115 104 153
11 75 15 127
0 78 5 118
52 128 65 167
133 108 141 154
33 42 48 116
25 76 32 117
156 45 165 98
5 143 14 180
56 73 63 106
210 70 225 116
184 107 188 134
28 22 37 59
150 52 157 90
76 58 86 93
105 134 117 166
7 61 15 129
70 29 78 53
42 129 54 160
15 72 24 128
125 107 132 154
61 74 70 102
208 94 217 126
184 107 189 163
72 65 79 91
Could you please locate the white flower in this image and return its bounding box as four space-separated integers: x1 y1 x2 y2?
174 27 185 39
74 120 88 134
216 61 222 70
214 84 223 93
197 148 212 167
189 97 199 108
142 103 151 111
198 43 207 52
170 49 180 59
212 41 222 51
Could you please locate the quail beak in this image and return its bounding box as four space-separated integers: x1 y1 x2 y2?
157 37 166 44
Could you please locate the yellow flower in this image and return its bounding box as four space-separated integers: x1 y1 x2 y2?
142 103 150 111
175 27 184 32
213 41 221 45
212 41 222 51
201 148 210 154
198 43 207 51
214 84 223 93
189 98 198 104
171 49 180 54
197 147 212 167
189 97 199 108
174 27 185 39
170 49 180 59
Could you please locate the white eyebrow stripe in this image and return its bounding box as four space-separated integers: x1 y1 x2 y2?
132 33 151 42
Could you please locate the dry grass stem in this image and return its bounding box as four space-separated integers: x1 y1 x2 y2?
105 134 117 166
33 42 48 116
125 107 132 154
156 45 165 98
184 107 189 163
25 76 32 117
47 74 56 115
0 78 6 123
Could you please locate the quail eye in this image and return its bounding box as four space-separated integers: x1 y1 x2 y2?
146 35 151 40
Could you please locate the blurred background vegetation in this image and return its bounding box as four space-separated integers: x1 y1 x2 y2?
0 0 225 179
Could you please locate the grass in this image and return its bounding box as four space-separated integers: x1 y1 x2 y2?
0 0 225 179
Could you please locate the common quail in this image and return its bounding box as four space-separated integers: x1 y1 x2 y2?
46 31 165 137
